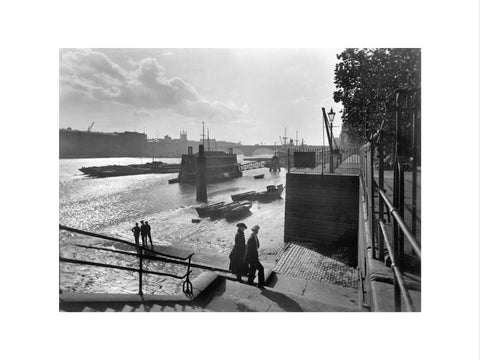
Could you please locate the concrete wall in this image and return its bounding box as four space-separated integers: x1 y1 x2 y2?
284 173 359 248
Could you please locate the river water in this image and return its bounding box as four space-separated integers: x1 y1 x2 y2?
59 156 286 295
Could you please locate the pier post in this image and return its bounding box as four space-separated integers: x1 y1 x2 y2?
196 144 207 202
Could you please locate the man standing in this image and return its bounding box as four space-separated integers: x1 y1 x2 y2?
140 220 147 247
131 222 141 247
229 223 248 282
245 225 265 288
145 221 153 249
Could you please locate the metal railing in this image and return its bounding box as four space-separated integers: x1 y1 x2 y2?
59 224 194 295
287 146 360 175
240 160 265 171
359 143 421 311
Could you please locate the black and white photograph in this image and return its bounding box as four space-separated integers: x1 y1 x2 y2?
1 1 479 360
58 48 421 313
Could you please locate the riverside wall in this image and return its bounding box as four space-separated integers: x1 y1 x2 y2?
284 173 359 249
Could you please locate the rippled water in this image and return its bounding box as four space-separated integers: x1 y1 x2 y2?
59 156 286 295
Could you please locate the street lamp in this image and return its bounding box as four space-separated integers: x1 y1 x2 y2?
328 107 336 140
328 108 336 173
328 107 336 123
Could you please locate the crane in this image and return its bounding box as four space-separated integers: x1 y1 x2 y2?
87 122 95 132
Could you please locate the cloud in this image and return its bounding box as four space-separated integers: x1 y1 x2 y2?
132 110 152 117
291 97 309 105
60 49 247 121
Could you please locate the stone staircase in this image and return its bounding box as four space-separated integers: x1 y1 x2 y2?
60 268 366 312
194 272 364 312
60 301 210 312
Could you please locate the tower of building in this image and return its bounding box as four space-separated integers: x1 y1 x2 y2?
180 130 188 142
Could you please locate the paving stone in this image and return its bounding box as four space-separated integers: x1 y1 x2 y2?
273 242 358 288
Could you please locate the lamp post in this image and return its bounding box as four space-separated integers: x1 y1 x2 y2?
328 107 335 173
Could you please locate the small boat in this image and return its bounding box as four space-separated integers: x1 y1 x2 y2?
196 201 252 219
256 184 284 202
254 174 265 179
196 202 226 217
213 201 252 219
168 178 180 184
224 202 253 220
208 202 237 219
231 191 258 202
230 184 284 202
191 219 201 223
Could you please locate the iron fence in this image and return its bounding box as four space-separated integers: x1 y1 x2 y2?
359 142 421 312
59 225 194 295
286 147 360 175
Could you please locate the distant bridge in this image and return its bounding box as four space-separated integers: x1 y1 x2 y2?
215 144 324 156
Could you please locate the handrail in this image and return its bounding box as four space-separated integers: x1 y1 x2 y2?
71 243 235 274
378 220 416 311
59 224 193 260
72 244 188 265
59 257 191 280
59 224 194 295
359 142 420 312
376 188 421 258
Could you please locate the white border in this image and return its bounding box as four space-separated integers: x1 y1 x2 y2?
1 1 479 359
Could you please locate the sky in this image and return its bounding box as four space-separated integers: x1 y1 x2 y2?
60 48 344 145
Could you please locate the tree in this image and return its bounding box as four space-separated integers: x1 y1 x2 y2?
333 48 421 152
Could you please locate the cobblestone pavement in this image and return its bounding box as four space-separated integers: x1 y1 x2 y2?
273 242 358 288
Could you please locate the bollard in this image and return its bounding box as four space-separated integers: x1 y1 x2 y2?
196 144 207 202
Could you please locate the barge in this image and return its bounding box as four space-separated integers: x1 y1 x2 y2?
175 147 242 184
79 161 180 178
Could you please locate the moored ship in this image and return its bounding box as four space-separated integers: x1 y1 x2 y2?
176 147 242 183
80 161 180 178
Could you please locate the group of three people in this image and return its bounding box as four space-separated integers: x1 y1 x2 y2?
131 220 153 249
229 223 265 288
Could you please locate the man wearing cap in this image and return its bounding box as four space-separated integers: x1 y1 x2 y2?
245 224 265 288
145 221 153 249
140 220 147 247
131 222 141 247
229 223 248 282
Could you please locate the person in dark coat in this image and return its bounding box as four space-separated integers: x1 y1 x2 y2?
140 220 147 247
245 224 265 288
145 221 153 249
229 223 248 282
131 222 141 246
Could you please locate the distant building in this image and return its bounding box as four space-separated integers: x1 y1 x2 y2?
59 129 147 158
60 128 243 158
180 131 188 142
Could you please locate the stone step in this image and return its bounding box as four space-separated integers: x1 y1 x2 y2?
220 267 274 285
197 277 363 312
59 271 219 312
267 273 362 310
69 302 211 312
